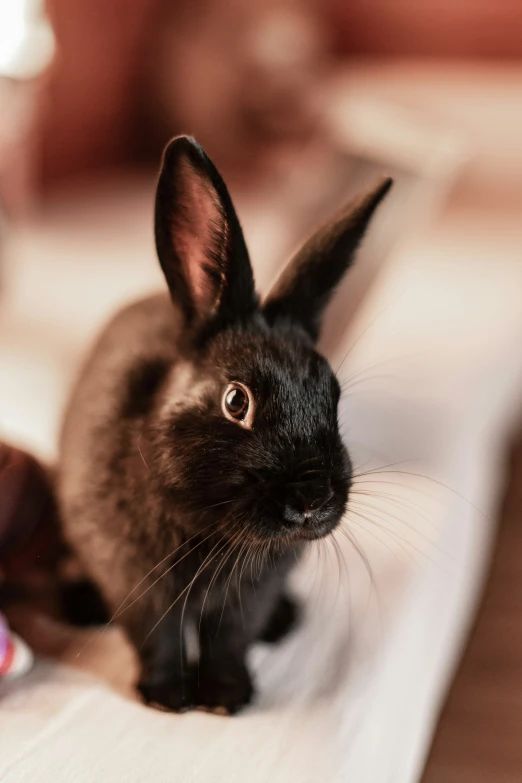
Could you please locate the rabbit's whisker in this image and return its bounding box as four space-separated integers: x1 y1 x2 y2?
195 526 245 639
145 533 233 645
74 522 217 659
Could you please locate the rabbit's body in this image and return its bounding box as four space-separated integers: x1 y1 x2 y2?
60 294 296 711
58 136 391 713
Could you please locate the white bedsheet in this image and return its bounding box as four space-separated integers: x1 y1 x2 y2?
1 189 522 783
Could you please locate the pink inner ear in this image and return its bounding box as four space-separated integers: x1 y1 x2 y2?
171 160 225 319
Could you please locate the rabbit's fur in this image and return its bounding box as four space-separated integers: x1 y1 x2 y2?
58 137 391 713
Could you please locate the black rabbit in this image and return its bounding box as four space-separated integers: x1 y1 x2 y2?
58 136 391 714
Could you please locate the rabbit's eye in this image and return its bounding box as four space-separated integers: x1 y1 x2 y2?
225 388 246 416
222 382 254 429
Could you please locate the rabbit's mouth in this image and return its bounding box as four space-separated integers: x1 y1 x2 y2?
224 457 351 544
292 513 344 541
283 503 346 541
244 480 348 543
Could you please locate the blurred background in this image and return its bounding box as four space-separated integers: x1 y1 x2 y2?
1 1 522 781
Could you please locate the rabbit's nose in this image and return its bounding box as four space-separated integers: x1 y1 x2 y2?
283 481 334 527
296 487 335 515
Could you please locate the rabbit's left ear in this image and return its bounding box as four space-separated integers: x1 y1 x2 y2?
263 178 392 341
155 136 257 332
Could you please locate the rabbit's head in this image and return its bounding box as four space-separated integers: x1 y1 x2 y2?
151 137 391 544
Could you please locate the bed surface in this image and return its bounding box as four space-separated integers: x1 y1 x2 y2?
1 172 522 782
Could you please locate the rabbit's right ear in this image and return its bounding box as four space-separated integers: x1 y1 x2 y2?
263 178 392 342
155 136 257 333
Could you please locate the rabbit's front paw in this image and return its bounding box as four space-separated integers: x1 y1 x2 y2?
138 676 193 713
195 662 254 715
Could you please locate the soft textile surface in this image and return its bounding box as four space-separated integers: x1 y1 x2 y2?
1 180 522 782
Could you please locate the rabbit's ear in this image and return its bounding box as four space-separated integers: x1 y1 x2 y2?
263 178 392 341
155 136 257 330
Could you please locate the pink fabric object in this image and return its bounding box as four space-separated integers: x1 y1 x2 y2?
0 611 33 679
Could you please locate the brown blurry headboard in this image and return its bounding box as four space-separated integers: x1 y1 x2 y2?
39 0 521 188
327 0 522 59
42 0 162 183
